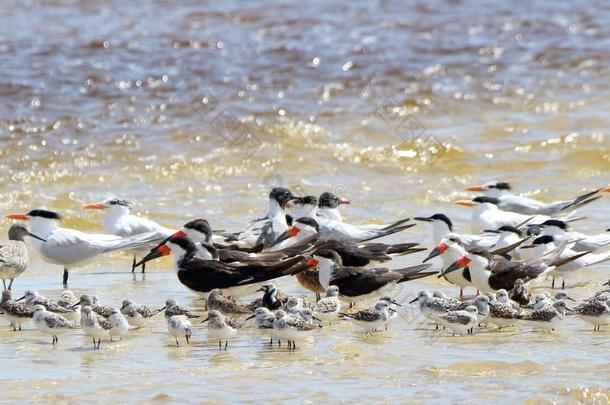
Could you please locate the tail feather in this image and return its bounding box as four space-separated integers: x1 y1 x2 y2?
560 189 602 212
359 223 416 243
381 218 412 230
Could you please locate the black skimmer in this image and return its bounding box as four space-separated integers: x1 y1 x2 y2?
465 181 604 215
440 245 588 292
6 209 163 286
135 236 316 297
83 197 175 272
313 248 434 303
0 224 46 290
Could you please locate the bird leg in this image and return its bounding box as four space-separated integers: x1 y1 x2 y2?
218 340 222 351
62 268 69 287
224 340 228 351
175 338 179 347
131 256 137 273
562 279 565 290
185 334 190 344
8 279 13 290
552 278 555 289
459 288 464 301
97 339 101 350
315 292 321 301
2 280 5 289
142 261 146 274
291 341 296 351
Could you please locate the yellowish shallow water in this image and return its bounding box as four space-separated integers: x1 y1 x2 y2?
2 0 610 403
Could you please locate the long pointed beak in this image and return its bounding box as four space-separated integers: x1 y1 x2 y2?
566 296 576 302
453 200 476 207
245 314 255 321
256 287 265 292
423 246 442 263
464 185 485 192
200 317 209 324
389 308 397 314
408 297 418 304
134 246 169 268
269 227 299 248
483 229 500 234
16 295 25 302
390 300 402 307
413 217 432 222
83 202 106 210
5 214 28 221
156 306 167 312
601 187 610 192
70 302 81 309
338 198 350 205
438 258 469 278
313 316 322 322
603 281 609 286
26 231 47 242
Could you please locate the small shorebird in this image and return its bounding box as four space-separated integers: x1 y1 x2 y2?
0 289 33 330
120 299 162 328
161 299 200 321
167 315 193 347
518 300 567 332
410 291 452 327
20 290 75 316
56 290 80 324
254 283 288 310
207 289 252 315
202 310 242 350
0 224 46 290
73 294 114 318
107 308 130 341
246 307 276 344
32 304 77 344
509 279 531 306
313 286 341 325
572 299 610 331
80 306 112 349
339 300 392 333
273 309 320 350
433 306 479 336
379 296 402 330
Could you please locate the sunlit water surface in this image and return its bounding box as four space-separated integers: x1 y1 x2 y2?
1 0 610 403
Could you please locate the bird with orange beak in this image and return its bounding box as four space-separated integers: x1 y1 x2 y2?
6 209 163 286
82 197 175 272
463 181 605 216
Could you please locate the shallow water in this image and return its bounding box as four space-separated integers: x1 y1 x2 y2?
2 0 610 403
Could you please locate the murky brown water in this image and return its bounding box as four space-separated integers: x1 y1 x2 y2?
2 0 610 402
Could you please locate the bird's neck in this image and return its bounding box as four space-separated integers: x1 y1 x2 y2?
103 207 130 229
317 258 335 290
432 222 449 243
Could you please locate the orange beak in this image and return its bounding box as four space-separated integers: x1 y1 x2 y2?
464 185 485 192
306 259 318 267
172 230 187 238
339 198 351 205
5 214 28 220
453 200 476 207
287 226 300 237
83 202 106 210
602 187 610 193
157 245 171 256
438 243 448 254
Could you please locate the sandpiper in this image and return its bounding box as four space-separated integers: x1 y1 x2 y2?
433 306 479 336
207 289 252 315
107 308 130 341
20 290 75 316
0 289 33 330
572 298 610 331
509 279 531 306
161 299 200 321
202 310 242 350
410 290 451 328
273 309 320 350
313 286 341 325
246 307 276 345
339 300 392 333
120 299 162 328
379 296 402 330
487 299 521 329
80 306 112 349
32 304 77 344
56 290 80 324
518 300 567 332
73 294 114 318
495 289 524 314
167 315 193 347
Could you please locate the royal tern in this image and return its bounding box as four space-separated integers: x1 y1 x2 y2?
538 220 610 252
288 196 413 242
465 181 603 215
83 197 175 272
6 209 163 286
221 187 295 249
520 235 610 288
0 224 46 290
136 236 316 297
453 197 554 233
271 217 424 266
317 192 350 222
313 249 434 303
414 213 498 249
